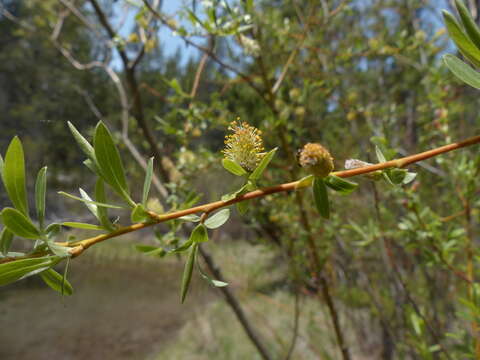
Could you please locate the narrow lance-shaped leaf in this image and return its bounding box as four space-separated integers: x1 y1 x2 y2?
180 243 198 303
142 157 154 206
0 228 14 255
1 208 40 239
324 175 358 195
197 261 228 287
79 188 99 219
204 209 230 229
35 166 47 229
95 179 115 231
3 137 29 216
249 147 277 180
443 54 480 89
222 159 247 176
313 178 330 219
93 122 135 207
0 256 61 286
443 10 480 67
0 154 4 183
67 121 95 160
62 222 105 231
375 145 387 163
455 0 480 50
58 191 124 209
40 268 73 296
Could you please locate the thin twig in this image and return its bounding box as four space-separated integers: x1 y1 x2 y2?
1 133 479 264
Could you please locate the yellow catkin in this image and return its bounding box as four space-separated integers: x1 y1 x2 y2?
223 121 264 171
298 143 334 178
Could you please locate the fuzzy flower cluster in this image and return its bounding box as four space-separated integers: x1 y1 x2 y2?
223 121 264 171
299 143 334 178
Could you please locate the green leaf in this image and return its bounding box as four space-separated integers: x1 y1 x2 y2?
0 256 61 286
375 145 387 163
385 169 408 185
295 175 314 190
236 201 249 215
47 242 71 258
93 122 134 207
3 137 29 216
197 262 228 287
190 224 209 243
40 268 73 295
0 154 4 182
62 222 105 231
324 175 358 195
131 204 150 223
58 191 124 209
222 159 247 176
79 188 99 219
95 180 114 231
313 178 329 219
443 10 480 67
249 148 277 180
180 243 197 303
443 54 480 89
68 121 95 160
170 239 193 254
134 244 166 257
455 0 480 50
204 209 230 229
142 157 154 206
35 166 47 229
403 172 417 185
0 228 14 255
1 208 40 239
221 184 248 201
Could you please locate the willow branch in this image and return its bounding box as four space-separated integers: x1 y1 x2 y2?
1 134 479 264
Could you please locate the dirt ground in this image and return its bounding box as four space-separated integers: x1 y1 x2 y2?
0 255 212 360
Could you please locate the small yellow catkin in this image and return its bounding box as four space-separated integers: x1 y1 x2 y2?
298 143 334 178
222 120 265 172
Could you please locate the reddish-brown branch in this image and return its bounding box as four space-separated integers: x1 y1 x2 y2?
1 134 479 264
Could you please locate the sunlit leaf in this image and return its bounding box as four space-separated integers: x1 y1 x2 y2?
295 175 314 190
35 166 47 229
3 137 29 216
1 208 40 239
455 0 480 50
249 148 277 180
142 157 154 206
222 158 247 176
62 222 105 230
443 10 480 67
204 209 230 229
58 191 124 209
0 256 61 286
93 122 134 207
443 54 480 89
